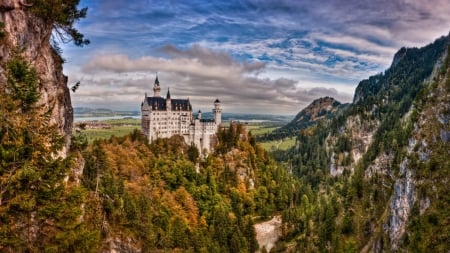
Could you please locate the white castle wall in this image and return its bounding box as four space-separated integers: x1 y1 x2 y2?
141 87 221 154
145 110 192 141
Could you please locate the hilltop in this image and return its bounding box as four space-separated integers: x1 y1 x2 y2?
282 96 347 132
258 96 347 141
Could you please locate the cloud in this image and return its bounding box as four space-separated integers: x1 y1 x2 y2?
64 0 450 114
159 44 266 72
73 44 352 114
83 53 256 82
307 32 397 56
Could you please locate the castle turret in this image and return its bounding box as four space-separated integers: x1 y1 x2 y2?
166 88 171 111
213 98 222 126
153 75 161 97
197 110 202 119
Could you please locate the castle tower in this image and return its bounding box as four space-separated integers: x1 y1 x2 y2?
166 88 171 111
213 98 222 126
153 75 161 97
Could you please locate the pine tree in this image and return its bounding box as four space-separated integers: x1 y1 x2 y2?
0 51 98 251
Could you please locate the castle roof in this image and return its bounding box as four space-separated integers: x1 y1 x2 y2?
146 97 191 111
215 98 220 103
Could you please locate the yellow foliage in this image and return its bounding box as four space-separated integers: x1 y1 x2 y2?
237 178 247 194
161 187 199 227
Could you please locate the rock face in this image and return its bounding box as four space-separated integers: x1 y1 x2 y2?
391 47 407 67
388 158 415 250
0 0 73 155
104 237 141 253
357 39 448 251
254 216 282 253
288 35 450 252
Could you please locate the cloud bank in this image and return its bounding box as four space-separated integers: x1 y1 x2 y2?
73 45 352 114
64 0 450 114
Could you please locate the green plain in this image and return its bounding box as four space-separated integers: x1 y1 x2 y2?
247 125 278 136
246 124 296 151
82 126 139 143
78 119 294 150
77 119 140 143
259 138 296 151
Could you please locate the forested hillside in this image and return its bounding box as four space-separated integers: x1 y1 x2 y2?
79 124 299 252
274 35 450 252
258 97 347 142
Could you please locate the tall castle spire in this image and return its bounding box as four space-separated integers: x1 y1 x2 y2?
153 74 161 97
166 87 171 99
166 88 171 111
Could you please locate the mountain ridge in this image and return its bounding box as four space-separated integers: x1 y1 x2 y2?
276 33 450 252
288 96 346 127
259 96 348 141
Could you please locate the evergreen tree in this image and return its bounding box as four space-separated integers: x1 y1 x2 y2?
0 52 98 251
31 0 90 47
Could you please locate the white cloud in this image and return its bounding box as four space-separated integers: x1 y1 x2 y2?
72 45 353 114
307 32 397 56
62 0 450 115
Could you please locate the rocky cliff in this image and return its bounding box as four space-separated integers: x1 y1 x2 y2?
280 34 450 252
332 35 449 252
0 0 73 155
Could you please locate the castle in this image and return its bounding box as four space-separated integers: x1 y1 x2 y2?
141 76 222 153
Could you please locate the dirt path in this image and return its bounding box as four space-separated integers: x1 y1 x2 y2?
253 216 282 252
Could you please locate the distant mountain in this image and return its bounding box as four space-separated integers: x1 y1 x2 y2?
202 112 293 123
259 97 348 140
74 107 139 117
74 107 113 114
287 96 346 128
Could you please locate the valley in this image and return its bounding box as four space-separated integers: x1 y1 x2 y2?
1 1 449 252
74 115 294 149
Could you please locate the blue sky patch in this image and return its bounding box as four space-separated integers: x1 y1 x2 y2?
64 0 450 114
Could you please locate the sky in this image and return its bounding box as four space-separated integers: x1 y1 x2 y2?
62 0 450 115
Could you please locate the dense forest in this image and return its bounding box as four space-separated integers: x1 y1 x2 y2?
271 35 450 252
76 124 300 252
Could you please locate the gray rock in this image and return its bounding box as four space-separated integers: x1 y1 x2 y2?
440 129 450 143
0 0 73 156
